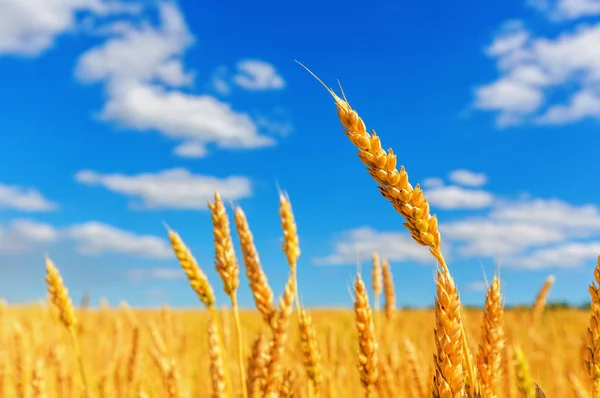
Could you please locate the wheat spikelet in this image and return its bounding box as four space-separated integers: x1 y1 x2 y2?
279 369 297 398
354 273 379 398
298 309 323 393
587 256 600 398
209 191 246 398
513 345 535 398
209 191 240 296
234 206 276 327
44 256 89 397
12 323 27 398
371 252 382 312
166 229 215 308
279 192 303 324
432 266 465 398
247 333 270 398
279 192 300 269
126 325 140 397
476 276 504 398
208 319 228 398
531 275 556 329
381 258 395 323
45 256 77 331
263 272 296 397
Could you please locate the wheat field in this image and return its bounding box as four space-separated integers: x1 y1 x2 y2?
1 69 599 398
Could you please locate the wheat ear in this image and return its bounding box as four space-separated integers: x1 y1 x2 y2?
263 272 296 397
586 256 600 398
476 276 505 398
300 63 471 396
166 228 215 308
354 273 379 398
234 206 276 327
299 309 323 395
513 345 535 398
381 258 395 324
209 191 244 398
44 256 89 397
432 264 465 398
246 333 270 398
531 275 556 329
208 318 228 398
279 192 302 317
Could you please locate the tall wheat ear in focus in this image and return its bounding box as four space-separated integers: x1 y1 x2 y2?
298 61 477 397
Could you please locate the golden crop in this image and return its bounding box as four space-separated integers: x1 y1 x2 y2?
0 68 598 398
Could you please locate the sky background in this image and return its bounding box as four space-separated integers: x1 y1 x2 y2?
2 0 600 308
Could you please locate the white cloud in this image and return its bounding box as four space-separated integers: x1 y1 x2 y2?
422 177 444 188
507 241 600 268
0 0 140 56
442 198 600 266
474 19 600 126
313 227 432 265
528 0 600 20
0 220 59 253
233 60 285 90
128 267 183 281
442 219 566 256
448 169 488 187
75 3 193 87
75 168 252 210
75 2 277 157
491 198 600 232
0 183 58 212
426 186 494 209
0 218 172 259
319 194 600 269
98 83 274 156
66 222 172 259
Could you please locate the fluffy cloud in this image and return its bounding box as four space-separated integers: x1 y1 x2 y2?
0 219 172 259
443 198 600 265
0 220 59 253
0 183 58 211
426 186 494 210
474 18 600 126
75 168 252 210
233 60 285 90
448 169 488 187
318 196 600 269
506 241 600 268
75 2 278 158
422 177 444 188
65 222 172 259
528 0 600 20
0 0 140 55
313 227 432 265
442 219 566 256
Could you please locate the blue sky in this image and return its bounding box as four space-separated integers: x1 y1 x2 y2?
2 0 600 308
